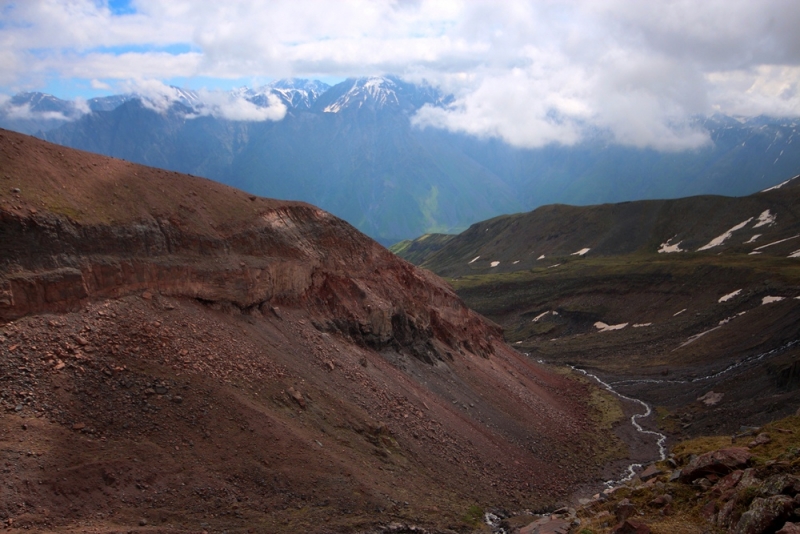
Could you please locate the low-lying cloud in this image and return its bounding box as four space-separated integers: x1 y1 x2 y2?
191 90 286 122
0 95 90 124
123 79 286 122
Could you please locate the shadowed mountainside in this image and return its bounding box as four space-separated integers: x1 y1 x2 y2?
403 177 800 278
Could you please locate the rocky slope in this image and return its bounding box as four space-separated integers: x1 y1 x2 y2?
568 413 800 534
0 129 620 533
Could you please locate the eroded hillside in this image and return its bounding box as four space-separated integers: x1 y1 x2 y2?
0 129 624 533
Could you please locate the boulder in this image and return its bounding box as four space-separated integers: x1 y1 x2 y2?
611 519 651 534
649 494 673 508
739 468 762 489
700 500 717 523
733 495 794 534
761 474 800 497
519 516 571 534
640 464 662 481
712 469 744 497
680 447 752 482
778 523 800 534
615 498 636 522
749 433 772 447
717 497 738 528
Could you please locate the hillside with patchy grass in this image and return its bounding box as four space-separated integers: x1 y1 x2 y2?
395 178 800 444
398 176 800 278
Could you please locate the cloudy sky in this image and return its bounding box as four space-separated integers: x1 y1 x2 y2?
2 0 800 150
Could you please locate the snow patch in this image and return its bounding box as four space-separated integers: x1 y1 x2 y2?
754 234 800 251
697 218 754 251
762 296 785 304
632 323 652 328
532 311 558 322
698 391 724 406
468 256 480 264
594 322 628 332
512 260 519 264
745 234 761 244
789 249 800 258
673 309 687 317
658 237 684 253
753 209 776 228
571 248 590 256
548 264 561 269
490 261 500 268
761 175 798 192
537 255 545 260
719 311 747 326
677 326 722 349
718 289 741 303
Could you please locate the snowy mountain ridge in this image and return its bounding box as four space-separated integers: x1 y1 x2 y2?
322 76 402 113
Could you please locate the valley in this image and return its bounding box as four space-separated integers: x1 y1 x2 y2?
5 2 800 533
2 129 800 533
396 179 800 448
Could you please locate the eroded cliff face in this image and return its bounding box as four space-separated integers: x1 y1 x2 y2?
0 201 498 363
0 129 611 533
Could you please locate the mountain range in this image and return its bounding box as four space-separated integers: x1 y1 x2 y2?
3 115 800 532
3 77 800 245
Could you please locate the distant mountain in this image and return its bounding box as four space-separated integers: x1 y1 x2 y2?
312 76 445 114
262 78 330 110
0 92 136 134
397 174 800 277
40 76 519 245
5 77 800 244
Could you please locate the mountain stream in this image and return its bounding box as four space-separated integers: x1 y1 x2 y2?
565 338 798 485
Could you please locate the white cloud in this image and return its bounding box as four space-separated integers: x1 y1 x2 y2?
121 79 190 113
2 0 800 148
90 79 111 90
191 90 287 122
120 78 286 122
2 102 67 121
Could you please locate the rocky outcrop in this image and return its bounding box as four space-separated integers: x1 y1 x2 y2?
0 129 502 363
571 415 800 534
679 447 752 482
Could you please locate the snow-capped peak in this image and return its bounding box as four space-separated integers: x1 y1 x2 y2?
323 76 402 114
244 79 330 111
